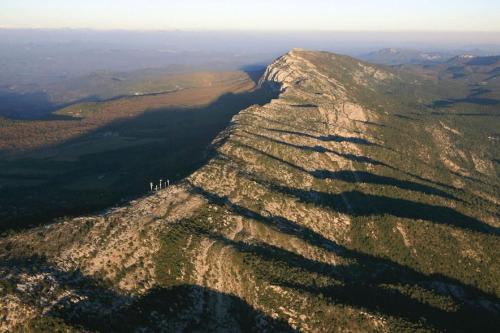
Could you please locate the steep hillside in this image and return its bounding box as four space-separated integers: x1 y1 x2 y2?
1 49 499 332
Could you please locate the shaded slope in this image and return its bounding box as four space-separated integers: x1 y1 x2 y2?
1 49 499 332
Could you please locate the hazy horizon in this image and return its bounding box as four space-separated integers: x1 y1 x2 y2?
2 0 500 31
2 28 500 51
1 3 499 114
1 28 499 90
1 3 500 331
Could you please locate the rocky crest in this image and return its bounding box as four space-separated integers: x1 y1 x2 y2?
1 50 499 332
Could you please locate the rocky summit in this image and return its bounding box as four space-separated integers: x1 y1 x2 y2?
1 49 499 332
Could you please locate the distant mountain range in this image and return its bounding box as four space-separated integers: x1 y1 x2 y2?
360 47 500 66
360 48 449 65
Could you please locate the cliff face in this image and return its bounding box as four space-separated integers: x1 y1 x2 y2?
1 50 499 332
259 49 347 96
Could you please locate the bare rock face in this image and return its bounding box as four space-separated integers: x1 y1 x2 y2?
259 49 308 90
1 50 499 332
260 49 347 97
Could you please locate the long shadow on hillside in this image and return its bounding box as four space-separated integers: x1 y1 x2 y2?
209 235 499 332
243 114 322 134
312 170 462 202
115 285 295 332
431 98 500 109
274 185 498 236
240 67 267 84
250 115 491 190
260 115 493 189
187 184 500 331
0 90 60 119
258 128 378 146
0 87 279 233
239 130 492 193
430 86 500 109
0 89 103 120
228 137 461 204
239 131 397 170
239 131 379 159
233 134 461 194
430 111 500 116
0 256 294 332
228 140 496 235
353 119 389 128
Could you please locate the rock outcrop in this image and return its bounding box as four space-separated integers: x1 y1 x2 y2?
1 49 499 332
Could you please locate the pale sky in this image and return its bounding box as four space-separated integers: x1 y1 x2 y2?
1 0 499 31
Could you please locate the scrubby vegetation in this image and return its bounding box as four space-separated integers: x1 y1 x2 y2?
152 50 499 331
0 49 498 332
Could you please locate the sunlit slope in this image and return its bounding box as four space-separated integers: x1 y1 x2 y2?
1 50 498 332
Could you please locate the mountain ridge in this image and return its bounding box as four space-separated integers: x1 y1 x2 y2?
1 49 499 332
